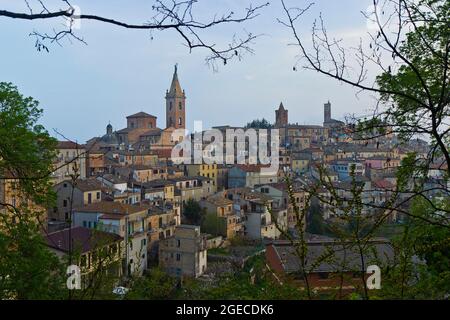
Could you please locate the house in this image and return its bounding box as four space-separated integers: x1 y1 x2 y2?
228 164 278 189
132 165 169 183
86 149 111 176
256 182 308 230
50 178 104 222
159 225 208 278
46 226 123 287
0 175 47 229
147 204 180 259
111 150 158 167
171 176 214 205
72 202 150 276
52 141 87 184
184 164 219 193
199 195 243 239
216 165 229 191
224 188 287 240
97 174 128 193
329 160 365 180
291 152 312 174
136 179 176 203
265 239 394 295
96 174 141 205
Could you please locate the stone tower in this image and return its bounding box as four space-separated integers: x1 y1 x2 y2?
324 101 331 123
166 64 186 129
275 102 288 127
106 123 113 135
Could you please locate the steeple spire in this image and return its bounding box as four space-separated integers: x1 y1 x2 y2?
166 64 186 129
168 63 184 97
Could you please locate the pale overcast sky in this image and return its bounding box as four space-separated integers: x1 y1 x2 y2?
0 0 377 142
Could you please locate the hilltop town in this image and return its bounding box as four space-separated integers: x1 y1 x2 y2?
1 66 446 298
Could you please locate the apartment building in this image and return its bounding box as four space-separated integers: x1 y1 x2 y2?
159 225 208 278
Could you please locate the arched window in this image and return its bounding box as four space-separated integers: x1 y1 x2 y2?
179 102 182 110
178 117 182 125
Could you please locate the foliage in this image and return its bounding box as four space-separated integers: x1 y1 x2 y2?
0 213 66 300
375 197 450 299
245 118 273 129
183 199 206 225
0 83 65 300
306 202 327 235
201 212 226 237
180 254 307 300
0 82 57 207
125 268 178 300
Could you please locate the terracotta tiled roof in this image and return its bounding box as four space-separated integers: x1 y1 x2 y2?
74 201 148 215
235 164 272 173
46 226 122 254
126 112 157 119
57 141 85 150
202 196 233 207
74 179 103 192
373 179 394 190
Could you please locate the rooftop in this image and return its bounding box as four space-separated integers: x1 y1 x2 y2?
74 201 149 215
126 111 157 119
268 239 394 273
46 226 122 254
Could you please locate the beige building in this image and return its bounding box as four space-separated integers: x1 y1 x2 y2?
185 164 218 193
72 201 151 276
224 188 287 240
159 225 207 278
200 195 243 239
46 226 123 287
50 178 103 222
52 141 87 185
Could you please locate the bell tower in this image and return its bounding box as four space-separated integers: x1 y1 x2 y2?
166 64 186 129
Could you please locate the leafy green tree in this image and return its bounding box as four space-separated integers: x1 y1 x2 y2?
182 199 206 225
245 118 273 129
306 202 326 235
125 268 178 300
202 212 226 237
375 197 450 299
0 214 66 299
0 82 64 299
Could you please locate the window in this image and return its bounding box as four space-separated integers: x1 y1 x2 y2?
83 221 87 228
169 101 173 110
87 193 92 204
96 192 100 200
178 117 182 125
176 253 181 261
177 239 181 248
319 272 329 279
179 102 182 110
63 199 68 207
